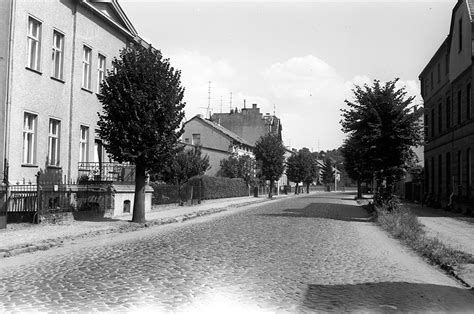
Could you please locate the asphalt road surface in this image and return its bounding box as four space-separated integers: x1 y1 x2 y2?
0 192 473 312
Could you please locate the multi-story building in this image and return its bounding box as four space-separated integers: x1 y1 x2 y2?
210 103 282 146
1 0 139 185
182 114 254 176
419 0 474 208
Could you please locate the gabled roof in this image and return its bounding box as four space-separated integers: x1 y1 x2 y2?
81 0 138 39
186 115 253 147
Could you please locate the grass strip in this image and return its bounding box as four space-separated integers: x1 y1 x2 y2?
369 203 474 270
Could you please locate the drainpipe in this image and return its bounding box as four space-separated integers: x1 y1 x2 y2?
3 0 17 185
67 3 78 182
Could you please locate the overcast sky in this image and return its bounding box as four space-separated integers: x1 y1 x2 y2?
120 0 455 151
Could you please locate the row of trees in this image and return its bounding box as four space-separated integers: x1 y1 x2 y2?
96 43 294 222
340 79 423 207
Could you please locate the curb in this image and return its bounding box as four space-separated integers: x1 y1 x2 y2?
0 195 289 259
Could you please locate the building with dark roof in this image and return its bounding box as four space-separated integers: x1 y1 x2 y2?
419 0 473 208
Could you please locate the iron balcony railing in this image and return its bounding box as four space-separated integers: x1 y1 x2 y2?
78 162 136 183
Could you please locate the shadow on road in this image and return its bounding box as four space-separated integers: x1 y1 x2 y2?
260 203 371 222
302 281 474 312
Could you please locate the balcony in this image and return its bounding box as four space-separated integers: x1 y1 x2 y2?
78 162 135 184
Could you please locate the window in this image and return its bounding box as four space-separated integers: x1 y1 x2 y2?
184 138 189 143
431 156 435 193
22 113 37 164
192 133 201 146
459 18 463 52
48 119 60 166
431 109 435 137
467 148 471 191
467 83 471 119
457 90 462 124
458 150 462 189
446 54 449 75
438 154 442 195
51 31 64 80
446 152 451 197
438 103 442 133
27 17 41 71
446 97 451 129
79 126 89 163
97 54 106 93
82 46 92 90
437 63 441 83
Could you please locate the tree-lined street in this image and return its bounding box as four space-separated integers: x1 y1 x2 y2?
1 192 472 312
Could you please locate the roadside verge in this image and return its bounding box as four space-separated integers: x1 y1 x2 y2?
357 197 474 288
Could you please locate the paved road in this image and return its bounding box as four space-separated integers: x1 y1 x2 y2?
0 192 473 312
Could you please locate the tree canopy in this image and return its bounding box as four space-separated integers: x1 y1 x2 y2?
320 159 335 185
218 154 256 186
340 79 423 202
159 146 210 186
97 43 185 222
286 148 318 194
254 134 286 198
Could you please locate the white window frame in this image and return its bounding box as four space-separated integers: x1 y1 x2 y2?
23 113 37 165
48 119 60 166
79 126 89 163
97 54 106 93
51 30 64 80
82 45 92 90
27 16 42 71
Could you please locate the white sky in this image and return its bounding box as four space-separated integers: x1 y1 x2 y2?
120 0 455 151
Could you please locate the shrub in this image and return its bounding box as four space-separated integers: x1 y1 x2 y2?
187 175 249 200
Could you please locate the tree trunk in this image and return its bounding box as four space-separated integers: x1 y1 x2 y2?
357 179 362 199
306 182 310 193
294 183 299 195
132 161 146 223
268 180 274 198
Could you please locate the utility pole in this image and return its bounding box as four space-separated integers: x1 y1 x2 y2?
207 81 211 118
229 92 233 112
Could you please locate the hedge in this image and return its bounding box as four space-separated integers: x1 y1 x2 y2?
149 182 192 205
187 175 249 200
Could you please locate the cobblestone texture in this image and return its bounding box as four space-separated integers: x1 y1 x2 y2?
0 192 473 312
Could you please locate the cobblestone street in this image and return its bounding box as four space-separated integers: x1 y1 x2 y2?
0 192 473 312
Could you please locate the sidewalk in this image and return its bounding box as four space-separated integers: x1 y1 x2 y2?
402 202 474 287
0 193 292 259
359 195 474 287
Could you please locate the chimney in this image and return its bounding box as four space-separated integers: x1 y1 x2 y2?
252 103 257 109
244 99 246 109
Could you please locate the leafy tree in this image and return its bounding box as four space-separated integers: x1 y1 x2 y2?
287 148 319 194
286 152 306 194
300 148 319 193
219 154 256 186
341 136 372 198
159 146 210 186
340 79 423 205
320 158 335 186
97 43 185 223
254 134 286 198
